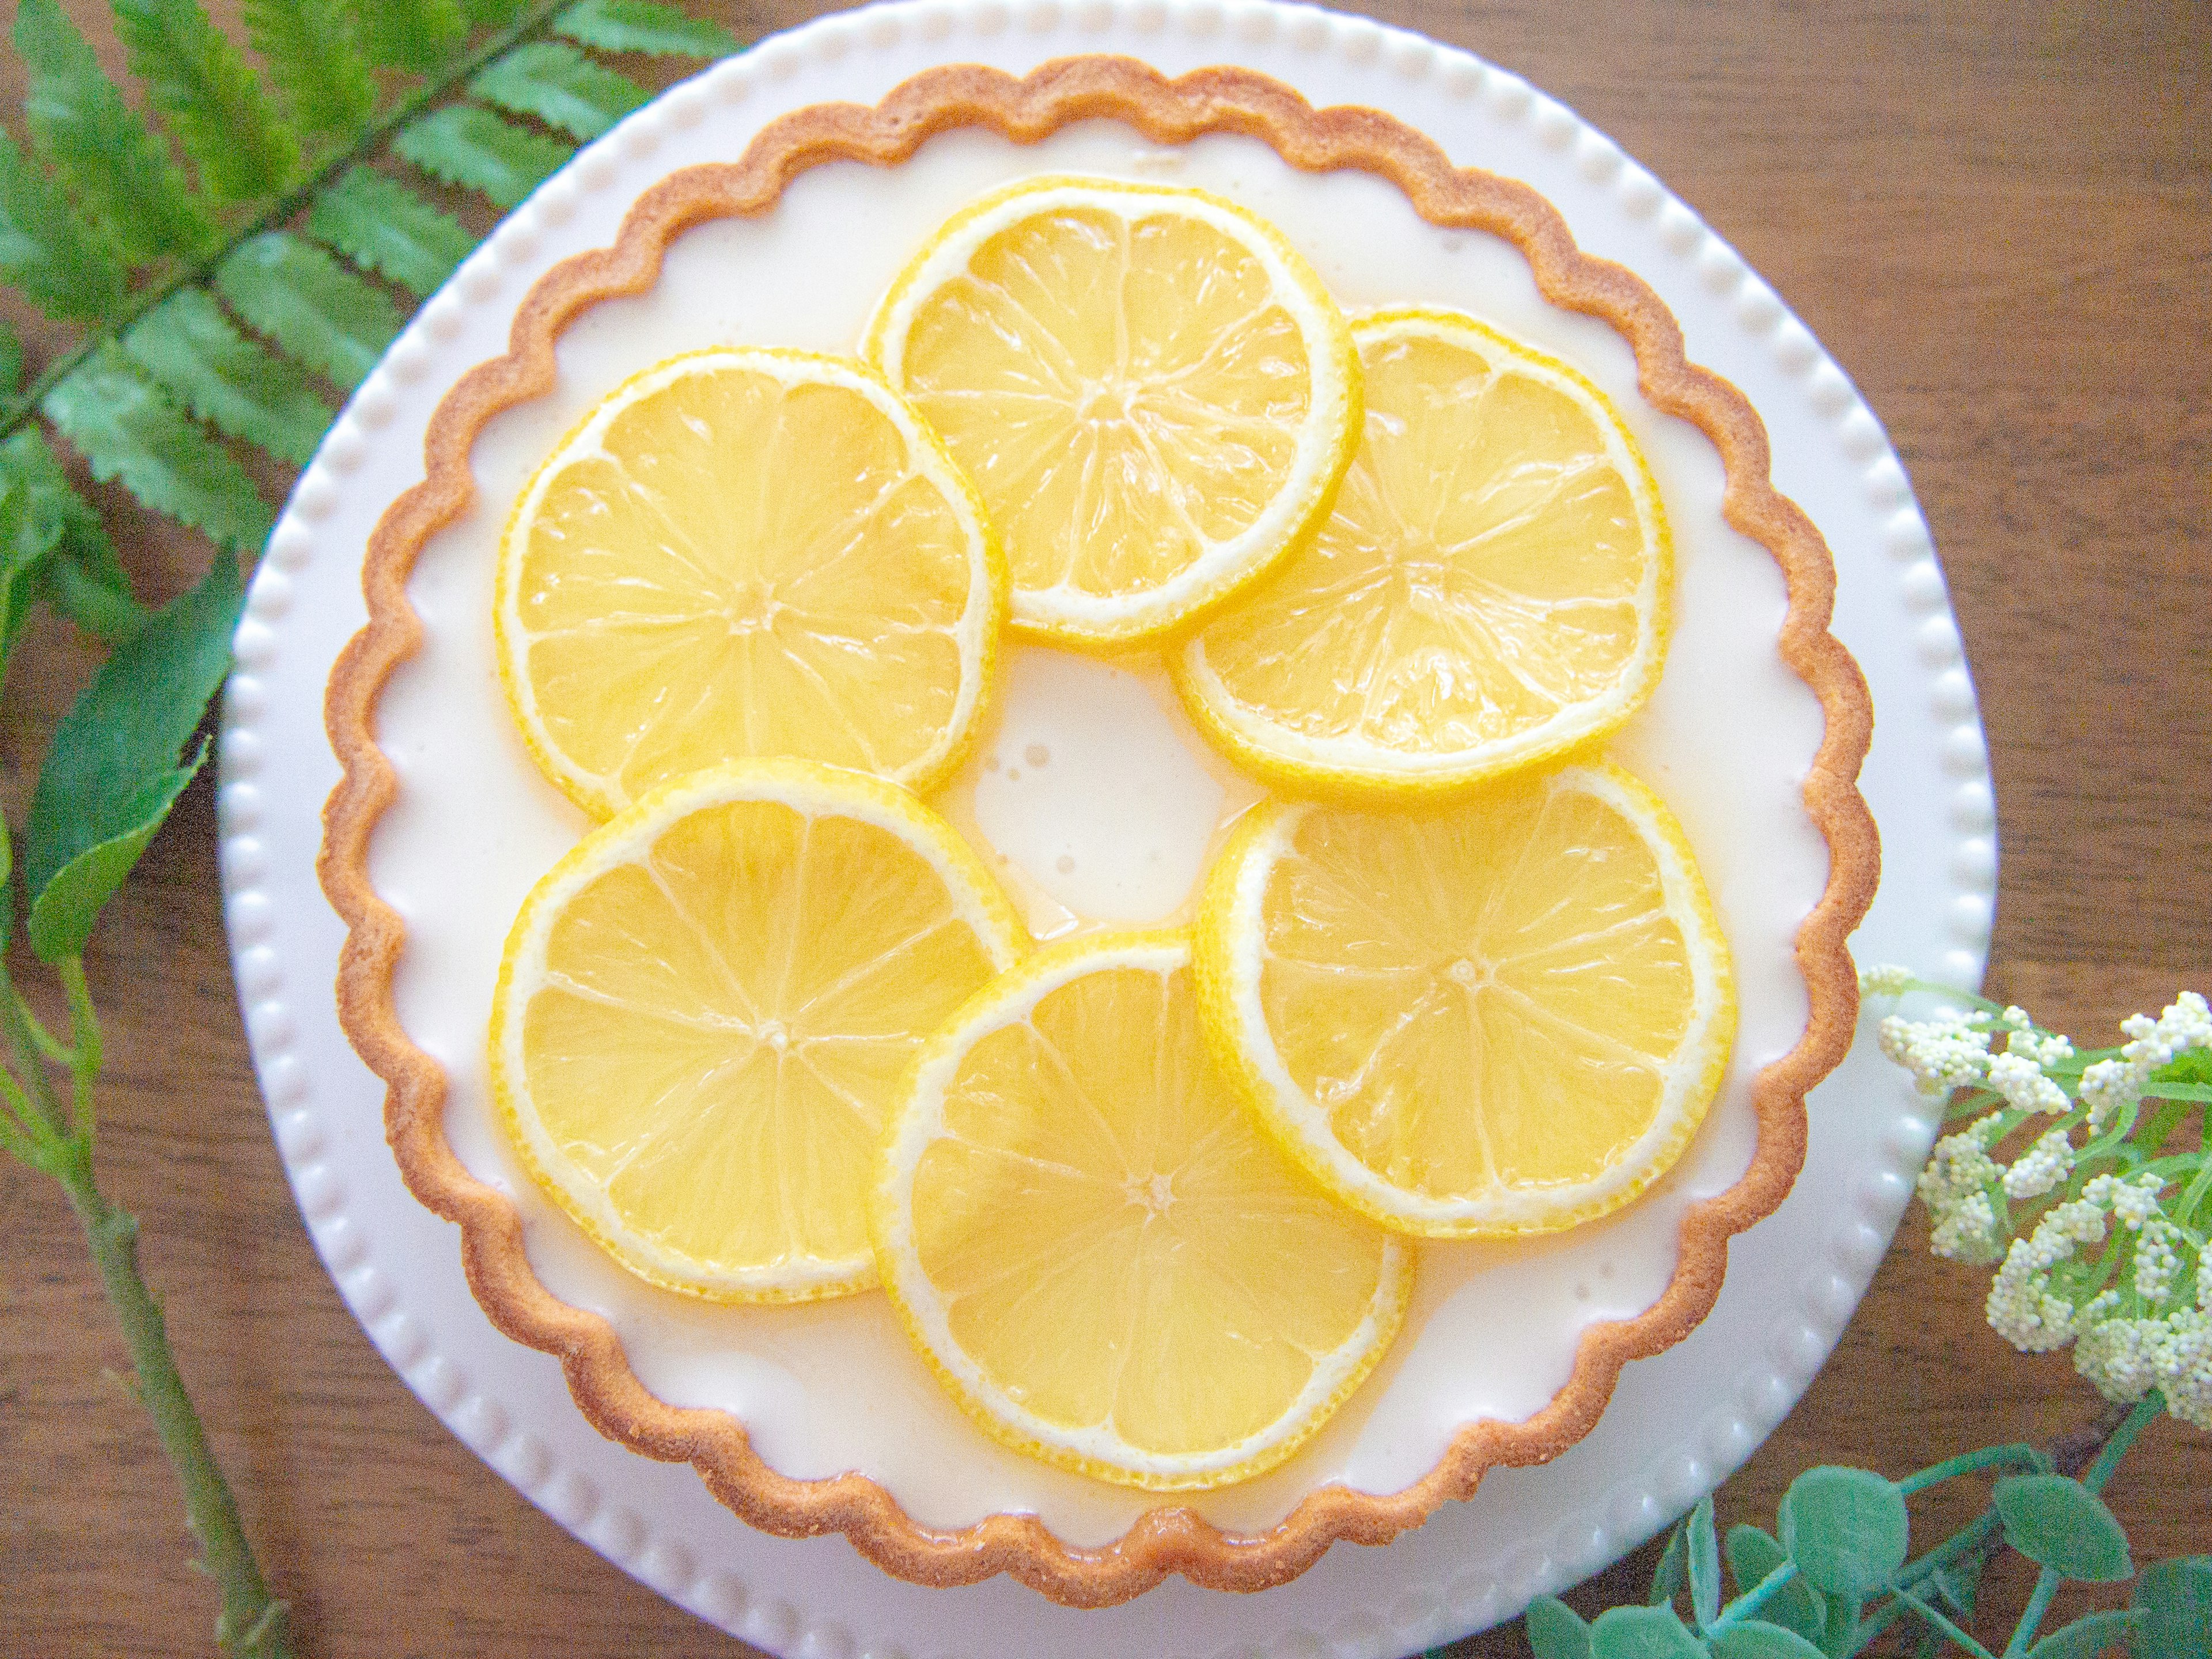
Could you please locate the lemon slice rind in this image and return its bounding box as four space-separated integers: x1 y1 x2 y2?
872 930 1412 1490
491 758 1025 1302
1195 763 1734 1238
864 176 1360 647
496 347 1007 819
1174 308 1670 797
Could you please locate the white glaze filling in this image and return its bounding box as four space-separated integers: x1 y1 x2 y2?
368 121 1831 1543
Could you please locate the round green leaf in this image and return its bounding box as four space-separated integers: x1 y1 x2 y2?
1778 1467 1909 1602
1590 1604 1709 1659
2024 1609 2142 1658
1712 1622 1826 1659
2135 1556 2212 1658
1725 1525 1828 1642
1526 1595 1596 1659
1995 1475 2134 1583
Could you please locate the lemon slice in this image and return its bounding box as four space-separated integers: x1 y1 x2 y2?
863 176 1360 647
1195 762 1734 1237
497 347 1005 817
1175 308 1669 796
491 759 1024 1301
873 931 1410 1489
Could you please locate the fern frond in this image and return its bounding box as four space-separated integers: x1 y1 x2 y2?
0 428 143 647
110 0 301 203
241 0 377 142
306 166 474 297
15 0 212 262
0 133 124 322
351 0 468 73
461 0 522 24
123 288 334 467
213 232 403 390
393 105 572 209
43 343 274 552
471 41 645 142
552 0 737 58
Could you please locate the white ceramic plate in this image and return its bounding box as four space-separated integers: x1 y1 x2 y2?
218 2 1995 1653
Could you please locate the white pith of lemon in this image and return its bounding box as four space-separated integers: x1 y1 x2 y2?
1194 762 1734 1237
490 759 1025 1301
496 347 1006 818
1175 308 1669 797
871 930 1411 1490
863 176 1360 647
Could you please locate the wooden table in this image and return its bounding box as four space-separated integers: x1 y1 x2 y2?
4 0 2207 1653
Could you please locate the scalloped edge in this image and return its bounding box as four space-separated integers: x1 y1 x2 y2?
317 54 1879 1611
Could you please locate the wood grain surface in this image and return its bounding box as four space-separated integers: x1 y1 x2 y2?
3 0 2207 1653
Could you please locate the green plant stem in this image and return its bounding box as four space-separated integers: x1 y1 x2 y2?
58 953 98 1129
0 0 581 440
1892 1584 1999 1659
2001 1567 2062 1659
1896 1443 2050 1495
1706 1559 1801 1636
0 969 69 1135
2080 1391 2161 1493
1898 1510 2005 1591
50 1135 294 1657
6 967 293 1656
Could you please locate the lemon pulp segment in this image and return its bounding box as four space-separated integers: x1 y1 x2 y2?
873 932 1410 1488
492 760 1025 1301
865 177 1359 645
1176 308 1668 795
1196 763 1733 1236
498 348 1004 817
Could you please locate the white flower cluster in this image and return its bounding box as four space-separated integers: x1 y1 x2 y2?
2080 991 2212 1129
1878 986 2212 1432
1988 1051 2071 1115
1859 963 1916 998
2075 1312 2212 1431
1878 1012 1993 1098
1918 1113 2007 1263
2001 1127 2075 1199
1986 1198 2108 1351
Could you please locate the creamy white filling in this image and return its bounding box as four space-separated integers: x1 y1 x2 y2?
370 120 1830 1542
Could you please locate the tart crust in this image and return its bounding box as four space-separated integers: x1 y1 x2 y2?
320 55 1880 1608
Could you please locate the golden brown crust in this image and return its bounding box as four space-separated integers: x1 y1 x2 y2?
320 55 1881 1608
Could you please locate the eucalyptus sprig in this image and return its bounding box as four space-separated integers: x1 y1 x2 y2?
1513 1406 2211 1659
0 0 743 1649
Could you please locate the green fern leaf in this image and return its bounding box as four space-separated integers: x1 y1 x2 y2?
306 166 474 297
553 0 738 58
394 105 573 210
15 0 211 262
0 133 123 321
124 288 335 467
43 343 273 552
461 0 521 24
472 41 646 142
213 232 404 390
0 429 144 648
241 0 376 141
351 0 467 73
111 0 300 203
